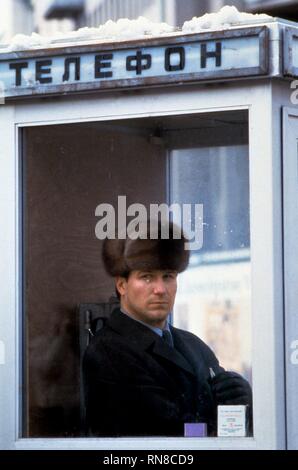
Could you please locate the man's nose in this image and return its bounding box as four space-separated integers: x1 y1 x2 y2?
152 278 167 295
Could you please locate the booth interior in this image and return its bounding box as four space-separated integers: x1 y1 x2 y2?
22 110 251 437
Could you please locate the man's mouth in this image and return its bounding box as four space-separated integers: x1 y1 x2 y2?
149 302 168 305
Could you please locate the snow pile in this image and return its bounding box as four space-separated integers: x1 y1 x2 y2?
7 32 52 51
2 16 174 52
0 6 273 53
53 16 174 42
92 16 174 39
183 5 272 33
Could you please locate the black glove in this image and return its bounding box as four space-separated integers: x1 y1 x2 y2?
209 371 252 407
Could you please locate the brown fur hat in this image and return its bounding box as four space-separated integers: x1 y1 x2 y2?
102 219 189 276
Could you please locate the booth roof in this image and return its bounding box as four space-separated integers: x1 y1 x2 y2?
0 5 273 53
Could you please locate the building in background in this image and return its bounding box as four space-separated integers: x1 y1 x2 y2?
34 0 77 36
42 0 177 29
0 0 34 42
40 0 245 32
246 0 298 22
2 0 298 42
31 1 298 38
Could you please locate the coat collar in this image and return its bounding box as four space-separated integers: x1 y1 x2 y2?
108 309 195 377
108 308 158 349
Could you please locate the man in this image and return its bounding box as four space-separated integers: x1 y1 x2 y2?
83 220 252 437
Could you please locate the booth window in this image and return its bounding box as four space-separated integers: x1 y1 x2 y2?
22 110 251 437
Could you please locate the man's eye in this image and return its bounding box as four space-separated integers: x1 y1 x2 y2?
141 275 151 281
164 273 176 280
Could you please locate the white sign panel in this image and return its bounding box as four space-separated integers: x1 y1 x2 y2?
0 27 268 100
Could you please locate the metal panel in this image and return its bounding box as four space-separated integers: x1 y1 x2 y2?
0 26 269 101
249 84 285 449
282 107 298 450
0 105 18 449
283 27 298 77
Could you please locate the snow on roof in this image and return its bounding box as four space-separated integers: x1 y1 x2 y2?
182 5 271 33
0 5 272 53
0 16 175 53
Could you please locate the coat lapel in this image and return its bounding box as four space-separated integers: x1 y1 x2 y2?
151 338 196 376
170 326 210 383
108 309 196 376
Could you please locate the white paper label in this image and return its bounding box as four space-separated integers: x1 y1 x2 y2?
217 405 247 437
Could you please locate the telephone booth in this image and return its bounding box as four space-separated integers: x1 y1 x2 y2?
1 14 298 450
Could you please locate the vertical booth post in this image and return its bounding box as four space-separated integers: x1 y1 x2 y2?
283 107 298 450
0 104 18 449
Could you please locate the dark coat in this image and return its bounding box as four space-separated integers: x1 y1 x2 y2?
83 308 224 437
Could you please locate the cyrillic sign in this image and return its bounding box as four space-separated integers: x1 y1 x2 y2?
0 26 268 100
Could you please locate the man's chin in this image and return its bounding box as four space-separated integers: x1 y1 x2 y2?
147 306 170 318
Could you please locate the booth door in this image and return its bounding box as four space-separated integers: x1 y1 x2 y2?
283 107 298 450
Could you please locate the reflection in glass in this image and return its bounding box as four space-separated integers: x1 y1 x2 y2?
172 144 251 382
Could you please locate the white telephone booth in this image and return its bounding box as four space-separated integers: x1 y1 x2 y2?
1 14 298 450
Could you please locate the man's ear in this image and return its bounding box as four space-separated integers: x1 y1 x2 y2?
115 276 127 297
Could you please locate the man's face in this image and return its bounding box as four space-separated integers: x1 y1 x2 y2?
116 270 178 328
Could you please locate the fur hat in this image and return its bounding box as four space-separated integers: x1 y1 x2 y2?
102 219 189 277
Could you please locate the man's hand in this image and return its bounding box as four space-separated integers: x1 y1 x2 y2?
209 371 252 407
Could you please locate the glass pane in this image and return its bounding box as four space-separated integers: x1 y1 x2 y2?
23 111 252 438
23 120 167 437
172 133 251 382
